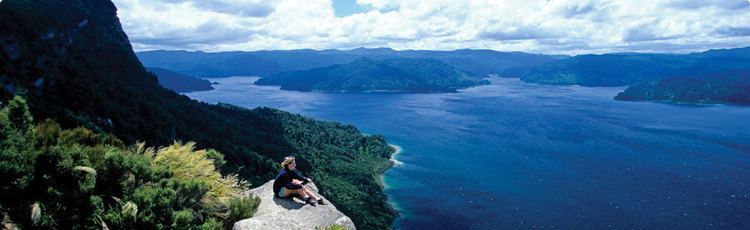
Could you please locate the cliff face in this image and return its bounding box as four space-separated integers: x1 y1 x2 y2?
234 180 356 230
0 0 172 142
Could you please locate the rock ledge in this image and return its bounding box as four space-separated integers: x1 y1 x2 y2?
233 180 356 230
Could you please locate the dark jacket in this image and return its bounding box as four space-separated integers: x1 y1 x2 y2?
273 168 310 195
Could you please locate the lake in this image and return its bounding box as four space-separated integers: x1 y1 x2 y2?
187 77 750 229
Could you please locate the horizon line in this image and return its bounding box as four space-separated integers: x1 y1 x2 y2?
134 45 750 57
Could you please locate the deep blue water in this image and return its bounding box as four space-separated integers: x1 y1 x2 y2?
187 77 750 229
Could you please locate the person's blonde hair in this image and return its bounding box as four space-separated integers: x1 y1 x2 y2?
281 156 295 169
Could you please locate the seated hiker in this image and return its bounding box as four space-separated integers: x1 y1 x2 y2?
273 156 325 205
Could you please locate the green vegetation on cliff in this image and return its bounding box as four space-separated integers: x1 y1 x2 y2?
0 0 396 229
255 57 489 92
0 96 259 229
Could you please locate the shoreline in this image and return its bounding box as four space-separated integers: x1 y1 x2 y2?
380 143 403 190
389 144 403 167
382 143 406 228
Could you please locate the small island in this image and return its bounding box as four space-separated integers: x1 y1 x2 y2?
254 57 489 92
147 67 214 93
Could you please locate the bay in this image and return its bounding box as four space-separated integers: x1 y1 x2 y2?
187 76 750 229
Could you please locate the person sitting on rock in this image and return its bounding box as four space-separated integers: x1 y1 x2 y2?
273 156 325 205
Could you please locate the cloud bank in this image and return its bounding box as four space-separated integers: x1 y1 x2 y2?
113 0 750 54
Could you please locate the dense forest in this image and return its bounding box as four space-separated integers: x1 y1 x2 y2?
615 69 750 105
0 0 396 229
136 48 564 78
255 57 489 92
147 67 214 93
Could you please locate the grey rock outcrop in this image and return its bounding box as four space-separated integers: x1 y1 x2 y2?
233 180 356 230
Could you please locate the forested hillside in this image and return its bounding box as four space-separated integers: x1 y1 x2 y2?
255 57 489 92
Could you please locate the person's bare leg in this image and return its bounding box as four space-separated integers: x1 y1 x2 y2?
300 187 320 201
291 179 321 201
288 188 312 201
283 188 297 197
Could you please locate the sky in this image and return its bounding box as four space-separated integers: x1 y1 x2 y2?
112 0 750 54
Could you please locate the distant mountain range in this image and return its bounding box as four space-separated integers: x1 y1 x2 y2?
136 48 565 78
137 45 750 105
255 57 489 92
146 67 213 93
517 47 750 105
519 47 750 87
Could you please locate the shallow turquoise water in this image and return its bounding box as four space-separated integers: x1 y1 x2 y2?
187 77 750 229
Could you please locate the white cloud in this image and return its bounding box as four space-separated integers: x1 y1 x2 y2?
113 0 750 54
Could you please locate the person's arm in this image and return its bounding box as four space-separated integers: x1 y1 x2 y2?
282 170 303 189
290 169 310 185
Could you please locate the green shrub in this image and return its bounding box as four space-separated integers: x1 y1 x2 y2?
3 96 33 132
225 195 261 228
205 149 226 169
0 97 35 214
200 218 223 230
171 209 195 229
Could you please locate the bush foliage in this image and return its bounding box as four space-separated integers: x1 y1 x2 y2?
0 96 258 229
